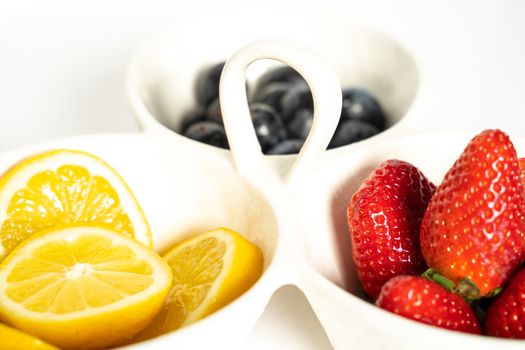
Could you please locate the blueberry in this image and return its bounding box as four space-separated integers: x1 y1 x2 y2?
179 110 207 133
250 103 287 152
195 62 225 107
267 139 304 155
288 108 313 140
280 82 312 122
329 120 380 149
341 88 386 130
251 82 291 113
205 97 222 124
255 66 306 91
183 121 229 149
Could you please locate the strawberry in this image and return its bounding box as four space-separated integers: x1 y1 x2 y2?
486 267 525 338
420 129 525 298
347 159 435 300
376 275 481 334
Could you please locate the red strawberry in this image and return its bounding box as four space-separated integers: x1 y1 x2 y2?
376 275 481 334
348 159 435 299
486 267 525 338
420 129 525 298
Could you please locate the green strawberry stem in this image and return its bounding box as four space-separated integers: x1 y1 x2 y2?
422 268 455 292
421 269 481 299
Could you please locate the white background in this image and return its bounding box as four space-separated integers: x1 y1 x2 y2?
1 1 525 348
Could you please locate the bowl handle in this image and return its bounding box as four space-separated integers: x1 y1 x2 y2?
219 38 342 184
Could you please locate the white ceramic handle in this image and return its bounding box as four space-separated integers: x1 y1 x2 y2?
219 38 342 184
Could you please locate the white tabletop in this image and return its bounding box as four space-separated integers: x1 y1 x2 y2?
1 1 524 348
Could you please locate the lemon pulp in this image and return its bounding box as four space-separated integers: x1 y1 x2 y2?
137 227 263 340
0 225 172 350
0 150 151 259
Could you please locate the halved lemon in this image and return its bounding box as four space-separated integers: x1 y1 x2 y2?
0 323 58 350
0 149 151 259
0 225 173 350
136 227 263 340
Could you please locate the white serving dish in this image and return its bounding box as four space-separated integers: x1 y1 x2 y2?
0 7 523 350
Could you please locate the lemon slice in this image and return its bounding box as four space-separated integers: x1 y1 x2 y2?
0 225 173 350
0 149 151 259
0 323 58 350
137 227 263 340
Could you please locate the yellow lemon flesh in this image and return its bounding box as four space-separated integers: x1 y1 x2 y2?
0 323 59 350
0 225 172 350
0 149 151 259
136 227 263 340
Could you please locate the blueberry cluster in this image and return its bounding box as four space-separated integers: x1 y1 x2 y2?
180 62 387 154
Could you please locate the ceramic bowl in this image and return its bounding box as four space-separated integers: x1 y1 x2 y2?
0 133 283 350
126 8 419 148
296 132 525 350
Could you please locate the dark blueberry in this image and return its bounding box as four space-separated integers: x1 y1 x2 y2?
255 66 306 91
250 103 287 151
288 108 313 140
280 82 312 122
205 97 222 124
179 110 207 133
183 121 229 149
251 82 291 113
195 62 225 107
267 139 304 155
328 120 380 149
341 88 386 130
